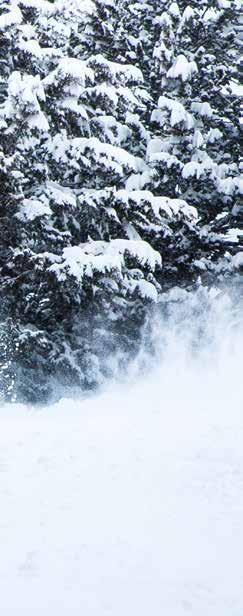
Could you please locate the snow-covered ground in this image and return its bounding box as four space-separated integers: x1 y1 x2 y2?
0 288 243 615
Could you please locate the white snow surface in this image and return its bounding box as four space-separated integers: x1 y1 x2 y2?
1 288 243 615
17 198 52 221
87 54 143 85
167 55 198 82
49 238 161 285
152 96 194 129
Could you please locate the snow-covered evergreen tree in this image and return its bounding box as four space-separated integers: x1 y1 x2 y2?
150 0 242 276
0 0 162 402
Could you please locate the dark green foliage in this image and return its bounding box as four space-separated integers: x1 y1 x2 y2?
0 0 241 403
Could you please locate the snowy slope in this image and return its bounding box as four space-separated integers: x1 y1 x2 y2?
0 291 243 616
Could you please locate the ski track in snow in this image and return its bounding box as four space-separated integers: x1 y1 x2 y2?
0 310 243 615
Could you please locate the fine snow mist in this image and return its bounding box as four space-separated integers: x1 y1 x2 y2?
1 284 242 615
114 282 242 391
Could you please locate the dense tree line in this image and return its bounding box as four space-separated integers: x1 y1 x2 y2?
0 0 241 403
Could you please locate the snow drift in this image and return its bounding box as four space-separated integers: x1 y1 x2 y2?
0 284 242 615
